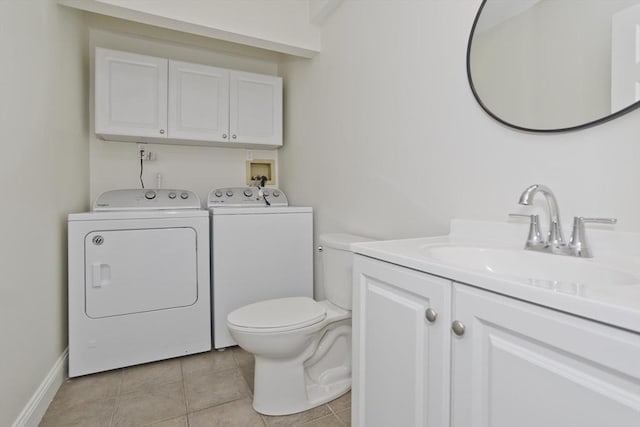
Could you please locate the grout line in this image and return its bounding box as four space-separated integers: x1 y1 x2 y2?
325 404 348 427
108 369 124 427
180 356 191 427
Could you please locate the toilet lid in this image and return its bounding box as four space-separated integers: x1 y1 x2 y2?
227 297 327 331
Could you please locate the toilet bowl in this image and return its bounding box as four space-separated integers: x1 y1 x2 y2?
226 233 371 416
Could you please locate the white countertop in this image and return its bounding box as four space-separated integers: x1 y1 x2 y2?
352 219 640 334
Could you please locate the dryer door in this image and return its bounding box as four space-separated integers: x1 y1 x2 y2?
85 227 198 318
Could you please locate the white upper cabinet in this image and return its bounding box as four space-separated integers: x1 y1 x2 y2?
230 71 282 146
168 61 230 142
95 48 283 148
95 48 168 139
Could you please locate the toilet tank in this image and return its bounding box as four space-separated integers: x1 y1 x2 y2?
319 233 372 310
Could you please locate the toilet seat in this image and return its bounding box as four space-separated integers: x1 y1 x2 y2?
228 297 327 333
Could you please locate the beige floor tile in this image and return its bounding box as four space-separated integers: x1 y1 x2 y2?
230 345 255 367
301 414 345 426
327 391 351 413
238 359 255 393
40 397 117 427
181 349 236 376
184 367 251 412
47 369 122 412
112 380 186 427
188 398 265 427
334 408 351 426
120 358 182 394
145 415 188 426
262 404 333 426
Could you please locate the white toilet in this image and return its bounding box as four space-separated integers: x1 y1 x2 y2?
227 233 371 416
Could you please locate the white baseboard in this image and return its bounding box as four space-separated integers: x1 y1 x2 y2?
12 348 68 427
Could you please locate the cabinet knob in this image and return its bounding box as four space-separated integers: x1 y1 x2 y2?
425 308 438 323
222 133 228 139
452 320 466 336
232 134 237 139
159 129 165 135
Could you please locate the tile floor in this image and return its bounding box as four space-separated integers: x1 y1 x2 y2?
40 347 351 427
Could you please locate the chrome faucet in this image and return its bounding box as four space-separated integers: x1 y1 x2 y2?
512 184 617 258
518 184 566 248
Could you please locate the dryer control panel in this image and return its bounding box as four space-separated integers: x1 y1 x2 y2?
94 189 201 211
207 187 288 208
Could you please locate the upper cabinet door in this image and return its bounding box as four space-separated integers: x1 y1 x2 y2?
229 71 283 147
95 48 168 138
168 61 230 142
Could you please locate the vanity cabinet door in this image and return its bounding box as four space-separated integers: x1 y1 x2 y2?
450 283 640 427
95 48 168 138
352 255 450 427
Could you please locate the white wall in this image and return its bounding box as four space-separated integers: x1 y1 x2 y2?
279 0 640 296
87 20 281 205
60 0 321 57
0 0 88 425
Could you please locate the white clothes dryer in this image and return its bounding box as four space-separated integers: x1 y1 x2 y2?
68 189 211 377
208 187 313 349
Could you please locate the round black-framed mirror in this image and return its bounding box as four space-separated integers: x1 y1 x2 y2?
467 0 640 132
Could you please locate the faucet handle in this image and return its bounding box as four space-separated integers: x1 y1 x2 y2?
579 217 617 225
509 213 545 248
569 217 617 258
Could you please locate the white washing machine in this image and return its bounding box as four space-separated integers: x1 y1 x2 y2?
68 189 211 377
208 187 313 349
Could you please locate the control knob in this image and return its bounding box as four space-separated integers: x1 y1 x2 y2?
168 192 176 199
214 190 223 198
144 190 156 200
273 190 280 197
244 189 253 197
180 192 189 199
226 190 234 197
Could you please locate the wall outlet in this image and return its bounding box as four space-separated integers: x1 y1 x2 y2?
137 144 147 160
136 144 157 161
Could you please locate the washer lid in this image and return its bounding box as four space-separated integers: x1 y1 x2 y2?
228 297 326 331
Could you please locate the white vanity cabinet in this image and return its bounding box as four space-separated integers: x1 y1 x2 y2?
353 255 640 427
451 283 640 427
352 255 451 427
95 48 283 148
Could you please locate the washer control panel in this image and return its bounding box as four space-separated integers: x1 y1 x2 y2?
207 187 288 207
93 189 201 211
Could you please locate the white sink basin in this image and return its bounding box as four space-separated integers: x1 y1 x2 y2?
422 245 640 288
